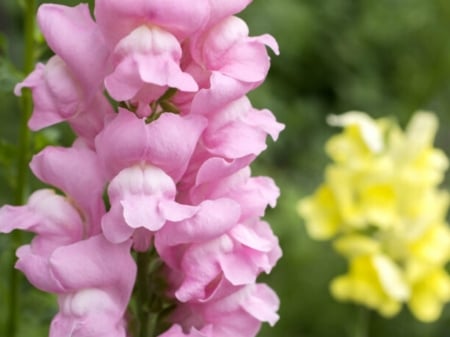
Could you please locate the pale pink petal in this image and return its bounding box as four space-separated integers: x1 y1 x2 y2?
199 96 284 159
0 189 85 293
67 92 116 146
95 109 206 181
102 165 198 246
174 236 233 301
105 25 197 104
38 4 108 95
49 235 135 294
156 198 240 246
219 254 258 285
50 291 127 337
15 58 80 130
190 72 254 116
15 245 65 293
48 236 135 337
30 143 106 230
95 0 210 45
171 282 279 337
193 16 278 83
159 200 198 222
241 284 280 326
205 0 252 27
101 203 135 244
121 196 163 230
158 325 210 337
0 189 81 238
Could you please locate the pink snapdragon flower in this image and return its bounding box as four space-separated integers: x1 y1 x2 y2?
156 217 281 302
5 0 283 336
180 16 279 115
0 189 84 292
196 96 284 161
95 109 219 249
30 141 106 231
104 25 198 116
48 236 136 337
0 192 136 337
14 4 113 144
160 280 279 337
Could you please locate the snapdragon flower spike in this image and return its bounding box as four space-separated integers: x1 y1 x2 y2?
6 0 283 335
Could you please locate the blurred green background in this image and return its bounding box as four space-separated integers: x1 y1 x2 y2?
1 0 450 336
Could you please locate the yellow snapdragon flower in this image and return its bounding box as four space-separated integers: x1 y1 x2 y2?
297 111 450 321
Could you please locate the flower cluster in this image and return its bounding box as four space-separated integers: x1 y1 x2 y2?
297 111 450 322
0 1 284 336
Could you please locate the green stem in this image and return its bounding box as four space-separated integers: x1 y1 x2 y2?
7 1 36 337
136 251 152 337
354 306 370 337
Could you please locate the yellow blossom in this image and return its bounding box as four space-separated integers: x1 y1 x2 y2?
330 254 409 317
298 111 450 322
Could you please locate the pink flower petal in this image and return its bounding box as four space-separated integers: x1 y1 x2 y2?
95 109 206 181
105 26 197 103
30 143 106 230
95 0 210 45
156 198 240 246
38 4 108 95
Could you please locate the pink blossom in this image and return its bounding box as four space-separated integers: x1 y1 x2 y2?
162 281 279 337
156 198 241 248
15 57 81 129
94 0 210 46
105 25 198 114
204 0 252 28
6 1 283 336
37 4 109 96
95 108 206 181
156 217 281 302
198 96 284 159
0 189 83 292
0 184 135 337
179 162 280 222
181 16 279 114
48 235 136 337
30 141 106 231
101 164 197 248
191 16 278 84
15 56 113 143
16 4 112 135
95 109 208 248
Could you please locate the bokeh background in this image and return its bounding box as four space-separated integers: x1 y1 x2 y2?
1 0 450 336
